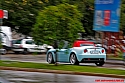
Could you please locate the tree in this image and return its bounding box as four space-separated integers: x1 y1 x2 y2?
1 0 46 35
0 0 98 37
120 0 125 33
32 3 84 45
46 0 95 36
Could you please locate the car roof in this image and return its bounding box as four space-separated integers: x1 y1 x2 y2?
73 40 94 47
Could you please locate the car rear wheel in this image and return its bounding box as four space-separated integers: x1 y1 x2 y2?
95 62 105 66
70 53 79 65
47 53 55 64
14 51 19 54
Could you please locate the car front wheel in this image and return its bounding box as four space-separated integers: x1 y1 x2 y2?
95 62 105 66
1 49 7 55
70 53 79 65
47 53 55 64
23 49 29 54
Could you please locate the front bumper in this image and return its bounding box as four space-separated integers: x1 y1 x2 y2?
12 48 24 52
12 48 47 53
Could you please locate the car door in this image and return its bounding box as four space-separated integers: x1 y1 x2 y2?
37 44 47 52
57 49 69 62
57 40 69 62
24 40 37 52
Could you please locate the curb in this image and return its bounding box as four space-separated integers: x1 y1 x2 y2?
106 59 124 65
105 62 124 65
0 66 125 79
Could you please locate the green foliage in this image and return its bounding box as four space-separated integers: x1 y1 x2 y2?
1 0 125 37
1 0 46 35
32 3 84 45
120 0 125 33
46 0 95 36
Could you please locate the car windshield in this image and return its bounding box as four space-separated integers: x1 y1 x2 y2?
12 40 17 44
80 44 94 47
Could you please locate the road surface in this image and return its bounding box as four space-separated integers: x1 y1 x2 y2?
0 54 125 70
0 70 124 83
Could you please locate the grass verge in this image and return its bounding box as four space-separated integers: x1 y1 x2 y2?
107 53 124 60
0 60 125 76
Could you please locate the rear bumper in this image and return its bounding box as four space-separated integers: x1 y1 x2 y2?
77 54 106 63
80 58 105 63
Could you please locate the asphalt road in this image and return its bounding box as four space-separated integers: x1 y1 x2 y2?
0 70 124 83
0 53 125 83
0 53 125 70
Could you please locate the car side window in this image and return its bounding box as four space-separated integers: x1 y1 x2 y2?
58 40 69 49
15 40 22 44
26 40 34 44
62 41 69 49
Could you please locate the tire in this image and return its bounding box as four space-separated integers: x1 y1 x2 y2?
95 62 105 66
70 53 79 65
23 49 29 55
1 49 7 55
14 51 19 54
47 52 55 64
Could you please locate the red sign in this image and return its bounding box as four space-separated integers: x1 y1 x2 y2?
104 10 111 26
0 10 4 18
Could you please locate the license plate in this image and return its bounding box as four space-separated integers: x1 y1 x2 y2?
90 50 100 54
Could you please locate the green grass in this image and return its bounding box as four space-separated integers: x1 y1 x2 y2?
0 60 125 76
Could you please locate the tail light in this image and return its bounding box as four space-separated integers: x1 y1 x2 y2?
102 49 104 53
84 49 88 53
